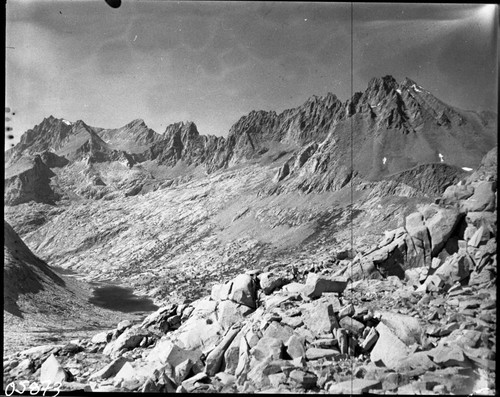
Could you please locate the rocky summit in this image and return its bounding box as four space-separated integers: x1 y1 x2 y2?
3 76 498 394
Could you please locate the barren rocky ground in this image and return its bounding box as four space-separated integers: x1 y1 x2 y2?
3 76 497 394
4 147 497 394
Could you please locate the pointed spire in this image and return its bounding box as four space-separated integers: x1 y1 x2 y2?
126 119 147 128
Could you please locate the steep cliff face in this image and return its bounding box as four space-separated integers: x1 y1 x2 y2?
4 221 66 317
4 155 60 206
144 121 229 171
96 119 164 154
225 93 344 166
4 76 497 206
266 76 496 194
5 116 72 167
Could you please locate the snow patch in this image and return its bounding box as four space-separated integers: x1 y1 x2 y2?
438 153 444 162
411 84 422 93
382 157 387 165
462 167 473 172
396 89 402 94
62 119 72 125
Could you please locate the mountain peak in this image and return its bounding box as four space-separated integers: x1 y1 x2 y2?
304 92 339 107
126 119 147 129
401 76 418 87
74 119 87 127
163 121 199 139
41 115 63 126
367 75 398 92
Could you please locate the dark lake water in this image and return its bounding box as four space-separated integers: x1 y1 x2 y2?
88 284 159 313
51 266 159 313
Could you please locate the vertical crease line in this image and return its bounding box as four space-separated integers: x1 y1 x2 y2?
350 2 354 397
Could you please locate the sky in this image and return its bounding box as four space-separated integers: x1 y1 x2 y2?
5 1 499 150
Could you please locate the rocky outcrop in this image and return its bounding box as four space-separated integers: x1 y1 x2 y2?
225 93 343 166
3 244 495 393
4 155 60 205
4 77 495 395
264 76 495 195
3 221 66 317
335 147 497 285
144 121 229 171
386 163 466 197
39 151 70 168
3 146 496 392
96 119 164 154
5 76 496 207
5 116 74 167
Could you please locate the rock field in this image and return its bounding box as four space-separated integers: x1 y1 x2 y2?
3 76 497 394
4 149 497 394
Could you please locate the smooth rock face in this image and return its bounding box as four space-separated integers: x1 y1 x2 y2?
395 351 437 371
205 325 241 376
288 369 317 389
113 361 155 388
216 300 250 331
147 339 203 369
433 253 471 285
370 322 410 369
301 301 339 336
5 156 60 205
251 337 284 361
302 273 348 298
427 345 470 368
305 347 340 361
40 354 68 384
89 357 129 380
461 181 496 212
258 272 291 295
405 212 432 268
285 334 306 360
263 321 294 342
174 317 223 354
222 330 242 375
103 327 149 356
91 331 112 344
227 274 257 309
339 316 365 335
442 184 474 201
378 311 423 345
421 205 461 256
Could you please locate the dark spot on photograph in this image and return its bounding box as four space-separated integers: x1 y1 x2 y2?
105 0 121 9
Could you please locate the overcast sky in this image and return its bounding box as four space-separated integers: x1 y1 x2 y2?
5 1 498 149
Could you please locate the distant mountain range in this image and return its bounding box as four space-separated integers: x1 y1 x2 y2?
4 75 498 331
5 75 497 205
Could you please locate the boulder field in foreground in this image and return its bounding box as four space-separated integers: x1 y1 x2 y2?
3 149 496 394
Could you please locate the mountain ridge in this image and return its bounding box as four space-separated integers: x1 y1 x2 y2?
4 75 497 206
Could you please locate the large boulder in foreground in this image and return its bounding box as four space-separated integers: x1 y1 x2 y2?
147 339 204 372
212 274 258 309
460 181 496 213
370 322 410 369
420 204 461 257
302 273 348 299
103 327 150 357
40 354 69 384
